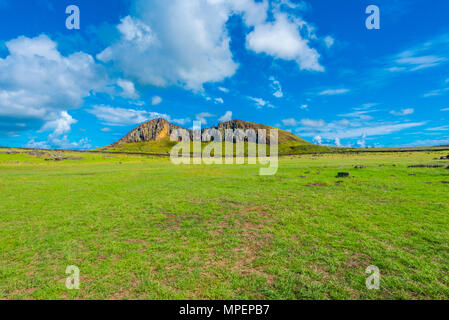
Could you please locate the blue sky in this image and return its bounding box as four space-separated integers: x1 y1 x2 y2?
0 0 448 149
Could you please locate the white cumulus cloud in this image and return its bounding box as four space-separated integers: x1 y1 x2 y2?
0 35 105 133
300 119 326 127
97 2 239 90
39 111 77 139
152 96 162 105
282 118 298 126
117 79 139 99
313 135 322 145
219 111 233 122
97 0 327 91
246 13 324 72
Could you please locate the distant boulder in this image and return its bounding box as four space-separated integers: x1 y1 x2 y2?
336 172 350 178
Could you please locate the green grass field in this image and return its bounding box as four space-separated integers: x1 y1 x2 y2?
1 149 449 299
99 137 333 155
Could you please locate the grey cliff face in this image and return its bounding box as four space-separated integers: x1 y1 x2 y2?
112 119 188 145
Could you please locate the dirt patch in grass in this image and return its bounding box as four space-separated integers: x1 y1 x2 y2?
230 216 275 283
189 199 206 204
306 183 327 187
205 207 276 287
308 262 331 281
219 199 244 208
345 252 372 269
161 212 199 232
7 287 38 298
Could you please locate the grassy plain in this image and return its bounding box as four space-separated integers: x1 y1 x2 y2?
100 137 332 155
0 149 448 299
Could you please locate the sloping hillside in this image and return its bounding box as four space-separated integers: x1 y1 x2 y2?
100 118 331 155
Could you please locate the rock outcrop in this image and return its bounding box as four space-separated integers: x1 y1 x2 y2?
214 120 273 144
111 118 308 145
112 118 187 145
210 120 306 144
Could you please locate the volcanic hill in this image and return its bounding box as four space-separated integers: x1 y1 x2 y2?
100 118 330 155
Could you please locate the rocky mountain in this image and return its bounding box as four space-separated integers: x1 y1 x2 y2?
111 118 186 146
110 119 309 146
213 120 308 144
100 118 324 154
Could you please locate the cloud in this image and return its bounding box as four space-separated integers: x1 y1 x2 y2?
88 105 169 126
0 34 105 136
24 138 51 149
354 103 379 110
97 2 239 90
214 97 224 104
300 104 308 109
218 111 233 122
195 112 215 125
117 79 139 99
218 87 229 93
390 108 414 116
401 138 449 147
423 87 449 97
338 105 380 121
269 76 283 98
312 136 322 145
51 136 92 150
441 108 449 111
324 36 334 49
227 0 269 26
39 111 77 140
282 118 298 126
357 133 367 148
25 135 91 150
334 137 341 147
297 118 425 140
386 34 449 73
391 56 446 72
339 110 375 120
248 96 273 108
152 96 162 105
318 88 350 96
246 12 324 72
95 0 328 91
425 126 449 131
171 117 191 125
300 119 325 127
